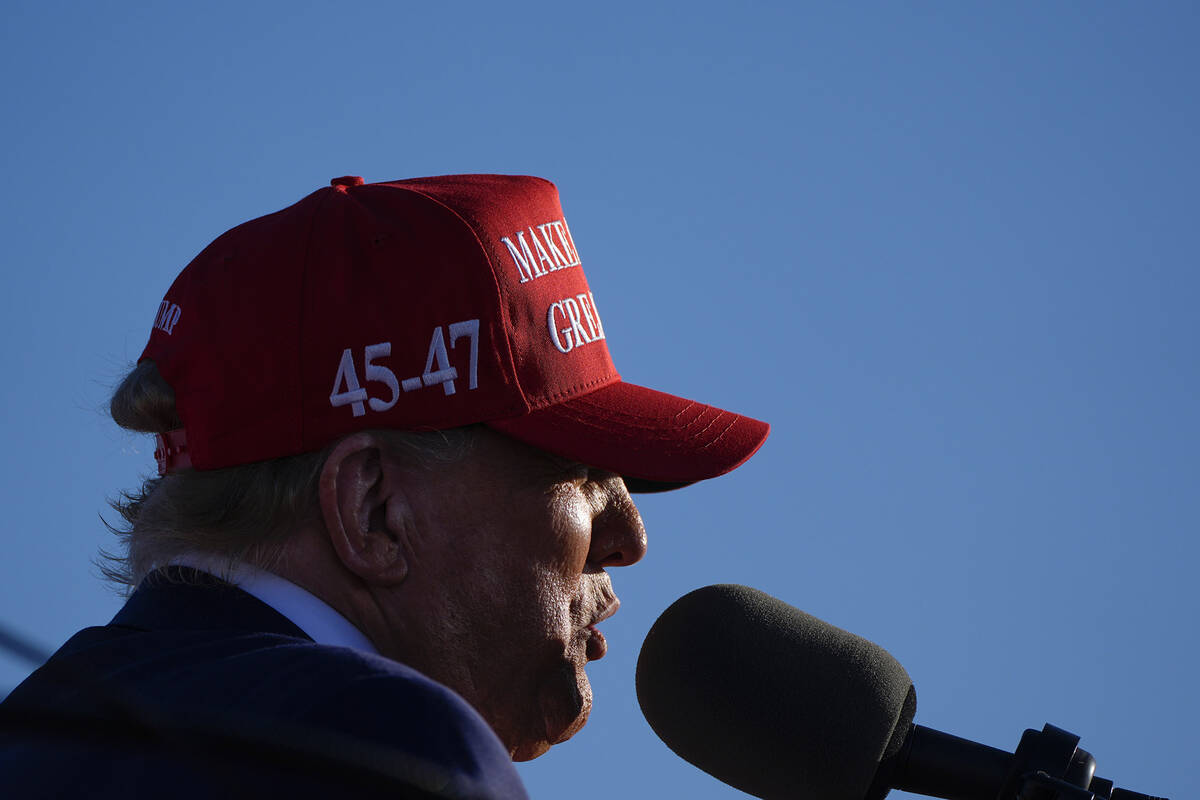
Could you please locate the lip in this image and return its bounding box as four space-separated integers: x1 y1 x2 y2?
585 598 620 661
590 597 621 627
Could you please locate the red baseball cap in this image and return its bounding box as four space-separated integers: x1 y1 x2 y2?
142 174 768 491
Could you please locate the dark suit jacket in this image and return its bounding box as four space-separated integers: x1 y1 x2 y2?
0 568 528 799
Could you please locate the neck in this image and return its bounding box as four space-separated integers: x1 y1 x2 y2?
268 526 408 657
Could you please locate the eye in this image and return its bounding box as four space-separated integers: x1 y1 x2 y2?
580 473 619 515
551 458 590 486
546 467 590 501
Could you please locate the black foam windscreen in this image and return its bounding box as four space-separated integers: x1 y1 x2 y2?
636 585 916 800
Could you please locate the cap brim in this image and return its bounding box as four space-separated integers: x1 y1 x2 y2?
487 381 769 493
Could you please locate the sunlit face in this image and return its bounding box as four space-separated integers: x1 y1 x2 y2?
390 429 648 760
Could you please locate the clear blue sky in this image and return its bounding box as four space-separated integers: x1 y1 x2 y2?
2 3 1195 798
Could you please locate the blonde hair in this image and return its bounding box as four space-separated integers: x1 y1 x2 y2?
102 360 474 592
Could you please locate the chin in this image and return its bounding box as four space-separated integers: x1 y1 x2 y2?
510 664 592 761
511 740 552 762
511 704 590 762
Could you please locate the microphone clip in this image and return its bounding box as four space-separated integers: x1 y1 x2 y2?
1000 724 1164 800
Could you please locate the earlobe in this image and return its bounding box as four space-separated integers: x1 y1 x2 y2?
319 433 412 586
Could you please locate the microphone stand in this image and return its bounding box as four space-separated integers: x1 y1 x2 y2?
986 723 1163 800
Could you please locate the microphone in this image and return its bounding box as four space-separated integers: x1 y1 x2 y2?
635 584 1164 800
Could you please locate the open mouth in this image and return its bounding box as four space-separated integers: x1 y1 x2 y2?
584 598 620 661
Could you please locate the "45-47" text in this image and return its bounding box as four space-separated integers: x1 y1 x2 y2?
329 319 480 417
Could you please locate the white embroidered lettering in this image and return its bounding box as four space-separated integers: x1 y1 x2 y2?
330 348 368 417
548 302 573 353
562 297 592 345
536 223 569 267
448 319 480 390
546 293 607 354
501 232 545 283
528 226 558 273
575 293 603 342
555 220 581 266
587 291 605 339
329 319 482 417
422 327 459 395
154 301 183 335
501 218 580 282
364 343 399 412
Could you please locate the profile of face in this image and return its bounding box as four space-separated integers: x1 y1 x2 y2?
387 429 648 761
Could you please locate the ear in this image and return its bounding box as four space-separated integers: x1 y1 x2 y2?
318 432 412 586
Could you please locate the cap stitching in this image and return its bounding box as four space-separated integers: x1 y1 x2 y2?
695 417 738 450
296 187 338 452
386 183 527 414
387 179 613 413
542 406 715 447
573 396 703 428
529 369 619 408
560 409 698 435
686 408 728 440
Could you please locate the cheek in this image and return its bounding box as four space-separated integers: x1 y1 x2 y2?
527 567 582 644
460 492 595 652
473 556 574 648
546 494 595 574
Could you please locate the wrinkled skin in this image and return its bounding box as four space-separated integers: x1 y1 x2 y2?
385 430 648 760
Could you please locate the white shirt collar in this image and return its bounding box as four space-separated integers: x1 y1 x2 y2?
168 553 379 655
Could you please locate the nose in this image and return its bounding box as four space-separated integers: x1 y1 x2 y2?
588 476 648 568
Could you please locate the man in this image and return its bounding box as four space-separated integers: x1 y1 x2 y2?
0 175 768 798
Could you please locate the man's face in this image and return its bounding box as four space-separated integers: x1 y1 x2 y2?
390 429 648 760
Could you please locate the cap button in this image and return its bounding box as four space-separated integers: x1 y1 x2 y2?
330 175 365 188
